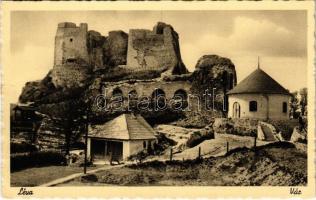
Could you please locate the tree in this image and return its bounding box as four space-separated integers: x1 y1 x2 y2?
289 91 299 119
299 87 307 116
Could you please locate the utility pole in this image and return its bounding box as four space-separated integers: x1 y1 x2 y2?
84 108 89 174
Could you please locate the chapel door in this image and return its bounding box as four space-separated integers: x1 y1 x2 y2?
233 102 240 118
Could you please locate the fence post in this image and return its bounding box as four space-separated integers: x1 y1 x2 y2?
198 146 201 159
226 142 229 153
170 148 173 161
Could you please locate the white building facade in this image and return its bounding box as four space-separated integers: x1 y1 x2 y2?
227 68 291 120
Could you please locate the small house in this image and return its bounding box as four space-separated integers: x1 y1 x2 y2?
87 113 157 162
227 67 291 120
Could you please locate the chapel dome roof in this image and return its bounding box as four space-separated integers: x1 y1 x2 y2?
227 68 290 95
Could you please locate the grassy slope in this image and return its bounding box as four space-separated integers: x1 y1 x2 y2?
10 166 96 187
66 142 306 186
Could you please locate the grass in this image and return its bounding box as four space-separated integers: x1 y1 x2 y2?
10 165 96 187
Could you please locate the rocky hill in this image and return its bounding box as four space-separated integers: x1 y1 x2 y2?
16 22 237 152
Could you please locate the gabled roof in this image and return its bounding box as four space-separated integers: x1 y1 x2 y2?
227 68 290 95
88 114 156 140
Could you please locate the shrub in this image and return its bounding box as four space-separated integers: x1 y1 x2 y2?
128 150 148 164
10 151 65 172
80 174 98 183
213 118 258 137
267 119 299 140
10 142 37 154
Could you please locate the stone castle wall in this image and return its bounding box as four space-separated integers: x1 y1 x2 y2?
125 22 187 74
52 22 189 88
103 80 192 100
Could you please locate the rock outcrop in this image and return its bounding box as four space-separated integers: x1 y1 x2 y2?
15 22 238 153
19 71 56 103
191 55 237 115
257 121 284 141
290 126 307 143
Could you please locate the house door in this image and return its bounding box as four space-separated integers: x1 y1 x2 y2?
233 102 240 118
106 141 123 161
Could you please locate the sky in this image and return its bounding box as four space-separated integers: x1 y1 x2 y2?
9 10 307 103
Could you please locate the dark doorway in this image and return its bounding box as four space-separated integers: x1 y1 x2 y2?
106 141 123 161
91 139 106 160
91 140 123 161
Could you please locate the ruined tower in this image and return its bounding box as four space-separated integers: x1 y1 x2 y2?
52 22 92 88
54 22 89 66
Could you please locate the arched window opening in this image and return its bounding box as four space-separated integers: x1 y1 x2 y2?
249 101 257 112
69 38 73 42
112 88 123 97
128 90 138 109
128 90 138 100
151 88 166 108
173 89 188 109
112 88 124 103
283 102 287 113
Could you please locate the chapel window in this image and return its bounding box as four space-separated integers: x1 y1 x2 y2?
249 101 257 112
282 102 287 113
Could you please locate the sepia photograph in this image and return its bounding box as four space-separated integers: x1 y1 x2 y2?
1 1 315 198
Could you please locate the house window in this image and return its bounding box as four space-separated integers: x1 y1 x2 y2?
249 101 257 112
283 102 287 113
143 141 146 149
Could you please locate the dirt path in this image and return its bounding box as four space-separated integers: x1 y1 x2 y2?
168 133 272 160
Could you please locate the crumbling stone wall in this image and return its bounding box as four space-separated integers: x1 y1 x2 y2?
103 31 128 67
52 22 189 88
126 22 187 75
52 22 129 88
103 80 192 100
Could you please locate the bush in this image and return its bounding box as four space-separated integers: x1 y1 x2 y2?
213 118 258 137
267 119 299 140
11 142 37 154
11 151 65 172
128 150 148 163
81 174 98 183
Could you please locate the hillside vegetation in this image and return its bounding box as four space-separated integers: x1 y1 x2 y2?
67 142 306 186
